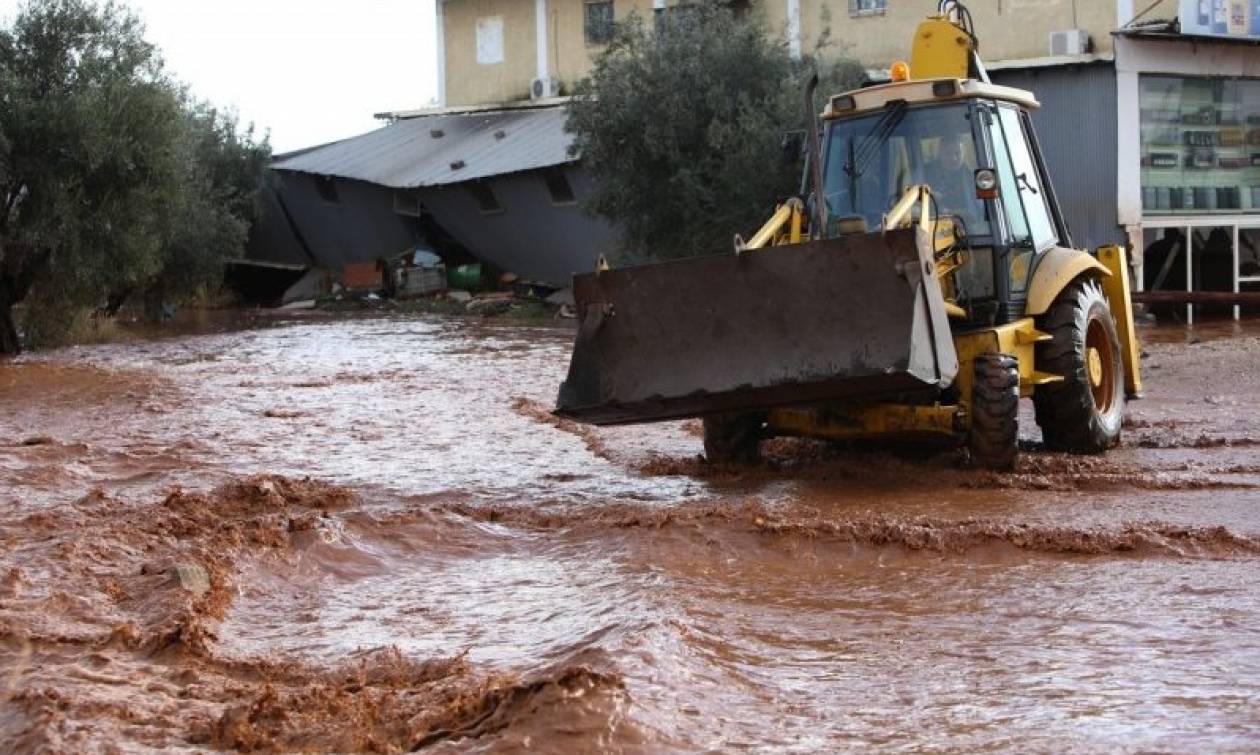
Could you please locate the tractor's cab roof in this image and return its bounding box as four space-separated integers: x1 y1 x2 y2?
823 78 1039 120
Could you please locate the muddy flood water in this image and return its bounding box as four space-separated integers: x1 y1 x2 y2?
2 312 1260 752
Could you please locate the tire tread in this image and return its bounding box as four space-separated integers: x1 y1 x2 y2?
1033 276 1124 452
969 353 1019 471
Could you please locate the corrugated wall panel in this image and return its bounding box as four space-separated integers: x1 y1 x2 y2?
243 182 314 268
991 63 1125 251
273 173 420 270
419 165 618 286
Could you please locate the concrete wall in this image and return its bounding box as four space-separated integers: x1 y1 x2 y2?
443 0 658 106
443 0 540 106
441 1 1174 107
793 0 1126 67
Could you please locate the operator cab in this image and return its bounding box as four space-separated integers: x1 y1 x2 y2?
820 79 1070 326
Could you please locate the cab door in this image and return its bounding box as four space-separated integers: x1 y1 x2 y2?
978 102 1066 321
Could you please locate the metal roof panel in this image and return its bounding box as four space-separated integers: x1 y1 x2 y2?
271 106 576 188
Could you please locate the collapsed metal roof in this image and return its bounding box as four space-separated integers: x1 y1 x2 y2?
270 105 576 188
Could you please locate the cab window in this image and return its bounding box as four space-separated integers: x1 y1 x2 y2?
994 106 1057 250
823 103 990 237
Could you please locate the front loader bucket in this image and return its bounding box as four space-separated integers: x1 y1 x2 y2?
555 227 958 425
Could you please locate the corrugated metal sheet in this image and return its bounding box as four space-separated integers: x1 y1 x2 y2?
270 106 575 188
991 62 1126 250
241 181 314 269
417 165 617 285
273 174 420 271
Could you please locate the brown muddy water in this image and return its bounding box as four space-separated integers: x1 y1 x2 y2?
2 312 1260 752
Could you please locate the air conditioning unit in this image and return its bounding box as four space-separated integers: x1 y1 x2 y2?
530 77 561 100
1049 29 1091 56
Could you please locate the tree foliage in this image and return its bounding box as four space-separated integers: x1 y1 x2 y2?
566 2 863 261
0 0 270 353
142 102 270 319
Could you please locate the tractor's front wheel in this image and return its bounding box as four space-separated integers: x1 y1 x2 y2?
1034 276 1124 452
703 412 765 464
969 353 1020 471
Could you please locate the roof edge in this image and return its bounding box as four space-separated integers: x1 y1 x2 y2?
985 51 1115 72
1113 28 1260 46
374 97 574 121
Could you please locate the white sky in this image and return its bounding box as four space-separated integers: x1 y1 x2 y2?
0 0 440 153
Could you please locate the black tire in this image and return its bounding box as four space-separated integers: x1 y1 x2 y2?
1033 276 1124 452
703 413 764 464
969 353 1020 471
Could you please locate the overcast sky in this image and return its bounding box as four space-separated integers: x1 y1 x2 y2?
0 0 440 153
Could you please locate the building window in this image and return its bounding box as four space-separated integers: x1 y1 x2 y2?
1139 74 1260 216
849 0 886 16
466 180 503 214
313 175 339 203
654 3 703 33
475 16 504 65
541 167 576 204
584 1 614 46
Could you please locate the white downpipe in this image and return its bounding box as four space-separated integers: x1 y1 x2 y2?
787 0 801 60
435 0 447 106
535 0 549 82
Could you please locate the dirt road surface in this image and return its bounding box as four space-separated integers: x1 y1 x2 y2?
2 313 1259 752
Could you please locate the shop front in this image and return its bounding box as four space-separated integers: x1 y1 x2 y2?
1116 23 1260 321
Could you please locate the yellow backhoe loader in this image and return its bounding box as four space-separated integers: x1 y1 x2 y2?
554 1 1141 471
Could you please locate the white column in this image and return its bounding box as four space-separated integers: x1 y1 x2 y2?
1233 224 1240 321
435 0 447 106
1185 224 1193 324
535 0 549 83
787 0 801 60
1117 0 1134 28
1126 224 1144 290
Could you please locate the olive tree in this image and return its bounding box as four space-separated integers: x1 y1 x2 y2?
0 0 269 354
566 3 863 262
136 102 270 321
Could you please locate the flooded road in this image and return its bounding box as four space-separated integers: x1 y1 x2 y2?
2 312 1259 751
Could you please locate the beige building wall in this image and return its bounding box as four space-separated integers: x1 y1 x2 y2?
795 0 1120 66
443 0 661 106
442 0 539 107
441 0 1176 107
545 0 658 93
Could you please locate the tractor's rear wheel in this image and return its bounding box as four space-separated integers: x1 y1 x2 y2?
703 412 765 464
968 353 1020 471
1034 276 1124 452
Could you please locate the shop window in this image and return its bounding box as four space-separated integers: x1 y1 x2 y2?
466 181 503 214
584 1 614 45
850 0 887 16
313 175 339 203
541 167 576 205
1139 74 1260 216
